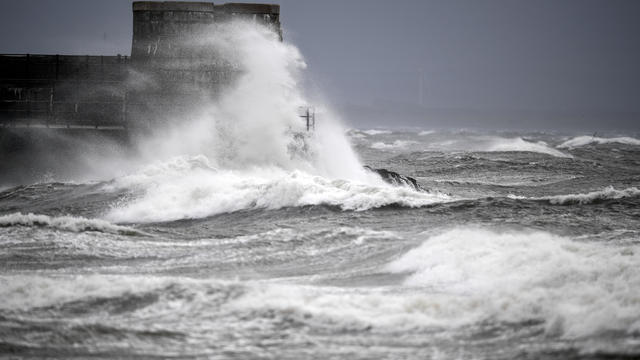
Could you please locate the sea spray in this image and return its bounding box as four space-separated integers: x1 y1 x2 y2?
105 21 433 222
131 21 374 180
558 135 640 149
384 227 640 337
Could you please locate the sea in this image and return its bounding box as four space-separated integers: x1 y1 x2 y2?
1 21 640 360
1 129 639 359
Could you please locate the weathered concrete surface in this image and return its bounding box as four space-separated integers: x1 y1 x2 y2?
0 2 282 131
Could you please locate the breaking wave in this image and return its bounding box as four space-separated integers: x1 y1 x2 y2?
484 137 572 157
3 227 639 340
96 22 443 223
0 275 174 311
509 186 640 205
383 227 640 338
414 136 572 158
370 140 417 150
363 129 392 135
558 136 640 149
0 212 144 235
105 155 450 223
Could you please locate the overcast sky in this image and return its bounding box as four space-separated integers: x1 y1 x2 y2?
1 0 639 131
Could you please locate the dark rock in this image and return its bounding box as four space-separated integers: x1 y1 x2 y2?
363 166 426 192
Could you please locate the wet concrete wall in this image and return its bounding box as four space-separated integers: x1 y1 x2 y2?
0 2 282 131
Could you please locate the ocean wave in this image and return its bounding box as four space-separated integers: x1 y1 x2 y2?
509 186 640 205
370 140 417 150
0 275 176 311
362 129 392 135
558 136 640 149
106 157 451 223
345 130 366 139
485 137 572 158
418 130 435 136
382 227 640 338
0 212 145 235
416 136 572 158
5 230 639 341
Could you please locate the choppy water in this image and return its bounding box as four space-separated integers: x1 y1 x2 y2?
1 130 639 359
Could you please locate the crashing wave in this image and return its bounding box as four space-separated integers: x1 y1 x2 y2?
414 136 573 158
370 140 417 150
508 186 640 205
0 212 145 235
383 227 640 338
485 137 572 158
363 129 392 136
105 157 450 223
418 130 435 136
558 136 640 149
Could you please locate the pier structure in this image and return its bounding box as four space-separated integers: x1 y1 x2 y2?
0 2 281 132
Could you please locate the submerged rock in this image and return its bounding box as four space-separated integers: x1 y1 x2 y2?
364 166 426 192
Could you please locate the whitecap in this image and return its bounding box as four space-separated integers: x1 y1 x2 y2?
383 227 640 338
0 212 145 235
558 136 640 149
106 161 450 223
363 129 392 135
485 137 572 158
508 186 640 205
370 140 417 150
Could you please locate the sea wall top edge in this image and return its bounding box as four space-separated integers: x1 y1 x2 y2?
132 2 280 14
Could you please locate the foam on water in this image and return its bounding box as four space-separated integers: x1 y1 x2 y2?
370 140 418 150
105 157 449 223
102 22 439 223
485 137 572 158
397 135 572 158
2 227 638 345
0 212 144 235
558 136 640 149
418 130 435 136
509 186 640 205
383 227 640 337
0 274 176 311
363 129 392 135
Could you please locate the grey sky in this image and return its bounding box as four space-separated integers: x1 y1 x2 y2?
1 0 639 131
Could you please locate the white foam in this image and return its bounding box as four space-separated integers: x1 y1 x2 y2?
216 228 639 340
345 129 366 139
418 130 435 136
370 140 417 150
509 186 640 205
93 21 429 223
485 137 572 158
421 136 572 158
558 136 640 149
0 212 143 235
383 228 640 338
363 129 392 135
0 274 177 310
106 157 450 223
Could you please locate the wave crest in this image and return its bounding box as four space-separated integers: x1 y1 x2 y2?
509 186 640 205
558 136 640 149
485 137 572 158
106 158 450 223
384 227 640 338
0 212 145 235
